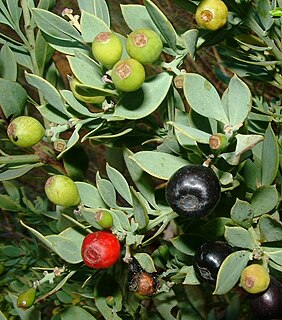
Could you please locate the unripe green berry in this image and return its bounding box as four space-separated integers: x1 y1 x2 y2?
195 0 228 31
126 28 163 64
69 76 105 104
7 116 45 148
111 58 145 92
240 264 270 294
17 287 36 309
45 175 81 207
95 209 113 229
209 133 228 153
92 32 123 68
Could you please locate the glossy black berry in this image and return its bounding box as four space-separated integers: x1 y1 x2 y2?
165 164 221 218
193 241 234 284
250 276 282 320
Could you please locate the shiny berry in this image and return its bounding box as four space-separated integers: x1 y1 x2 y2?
17 287 36 309
126 28 163 64
92 31 123 68
195 0 228 31
7 116 45 148
165 164 221 218
81 231 120 269
45 175 81 207
193 241 234 284
240 264 270 294
250 276 282 320
111 58 145 92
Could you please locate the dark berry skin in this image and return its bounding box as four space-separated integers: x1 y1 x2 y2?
250 276 282 320
165 164 221 218
193 241 234 284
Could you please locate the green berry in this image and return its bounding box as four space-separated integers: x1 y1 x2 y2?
69 76 105 104
126 28 163 64
45 175 81 207
7 116 45 148
92 31 123 68
111 58 145 92
195 0 228 31
17 287 36 309
95 210 113 229
240 264 270 294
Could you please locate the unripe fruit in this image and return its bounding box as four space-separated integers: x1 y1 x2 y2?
17 287 36 309
45 175 81 207
7 116 45 148
95 210 113 229
209 133 228 153
69 76 105 104
126 28 163 64
111 58 145 92
195 0 228 31
240 264 270 294
92 31 123 68
81 231 121 269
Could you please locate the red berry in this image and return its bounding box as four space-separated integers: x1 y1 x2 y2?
81 231 121 269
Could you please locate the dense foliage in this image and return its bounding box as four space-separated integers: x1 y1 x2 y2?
0 0 282 319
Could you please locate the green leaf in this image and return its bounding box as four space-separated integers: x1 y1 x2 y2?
130 151 188 180
251 185 279 217
168 121 211 144
224 226 255 249
37 103 68 124
123 148 158 209
121 4 157 32
230 198 253 228
106 163 132 205
7 0 22 27
213 250 250 295
35 30 54 74
25 72 71 116
134 252 157 273
75 182 105 208
61 306 97 320
0 163 44 181
45 235 82 264
0 79 27 117
96 176 117 208
182 266 201 285
131 188 149 229
261 124 279 186
0 194 21 211
181 29 198 58
0 310 8 320
144 0 178 51
258 214 282 242
80 11 110 43
183 73 228 124
222 74 252 127
0 45 17 80
113 72 173 120
170 235 196 256
77 0 110 26
32 8 83 42
200 217 232 241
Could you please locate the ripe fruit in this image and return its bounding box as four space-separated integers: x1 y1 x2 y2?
193 241 234 284
195 0 228 31
81 231 120 269
69 76 105 104
250 276 282 320
7 116 45 148
165 164 221 218
45 175 81 207
17 287 36 309
111 58 145 92
92 31 123 68
126 28 163 64
240 264 270 294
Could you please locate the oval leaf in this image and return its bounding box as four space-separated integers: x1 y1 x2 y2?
251 185 279 217
213 250 250 295
230 198 253 228
224 226 255 249
113 72 173 120
183 73 228 124
130 151 188 180
258 214 282 242
75 181 105 208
